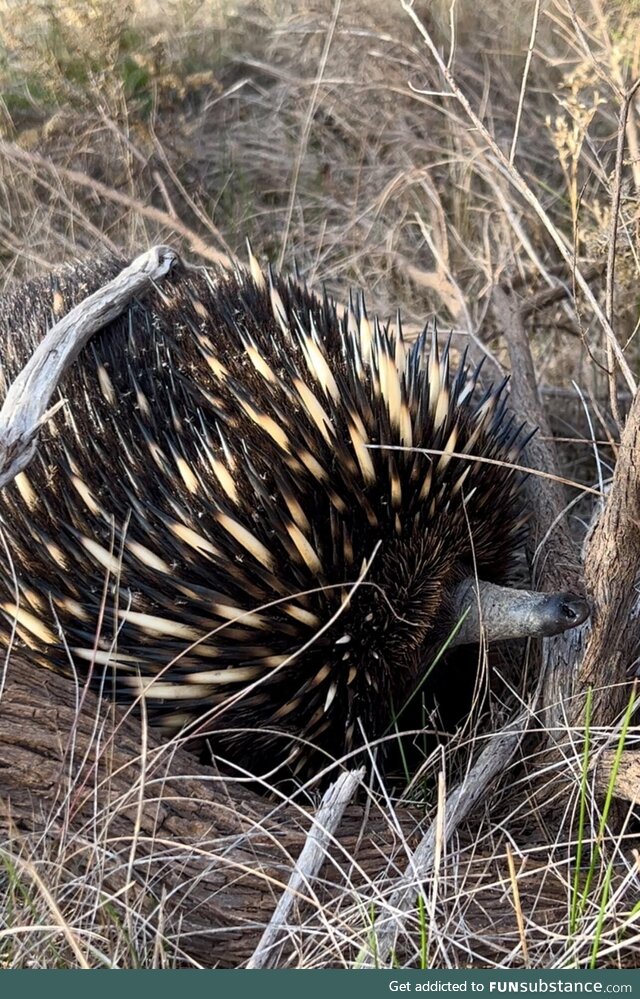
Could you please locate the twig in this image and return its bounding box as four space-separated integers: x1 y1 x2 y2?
520 262 603 317
362 715 526 967
506 844 530 967
369 444 601 499
0 246 178 488
508 258 601 292
247 768 364 969
510 0 541 165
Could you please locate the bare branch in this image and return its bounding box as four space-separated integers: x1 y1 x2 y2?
247 768 364 969
0 246 179 488
510 0 541 166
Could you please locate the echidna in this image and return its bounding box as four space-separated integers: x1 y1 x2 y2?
0 253 588 781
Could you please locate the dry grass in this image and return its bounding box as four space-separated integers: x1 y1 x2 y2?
1 679 639 969
1 0 640 971
1 1 638 442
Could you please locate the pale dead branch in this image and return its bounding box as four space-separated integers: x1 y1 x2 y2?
0 245 178 488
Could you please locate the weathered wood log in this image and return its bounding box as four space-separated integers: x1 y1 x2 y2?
0 654 546 968
592 748 640 804
0 654 431 967
3 655 638 970
0 657 580 964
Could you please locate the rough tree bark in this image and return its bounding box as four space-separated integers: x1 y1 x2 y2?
0 656 419 966
493 282 640 813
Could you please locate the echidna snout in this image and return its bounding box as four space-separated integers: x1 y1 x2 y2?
451 580 590 645
0 253 589 781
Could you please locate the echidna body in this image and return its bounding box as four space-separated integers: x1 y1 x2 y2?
0 256 587 779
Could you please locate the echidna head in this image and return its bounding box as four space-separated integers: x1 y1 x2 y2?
0 253 589 781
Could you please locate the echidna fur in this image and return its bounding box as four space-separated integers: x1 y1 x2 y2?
0 256 532 781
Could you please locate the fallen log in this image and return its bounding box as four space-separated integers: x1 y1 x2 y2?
0 655 424 967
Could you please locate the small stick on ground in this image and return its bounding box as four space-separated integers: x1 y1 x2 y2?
506 843 530 968
247 768 365 969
